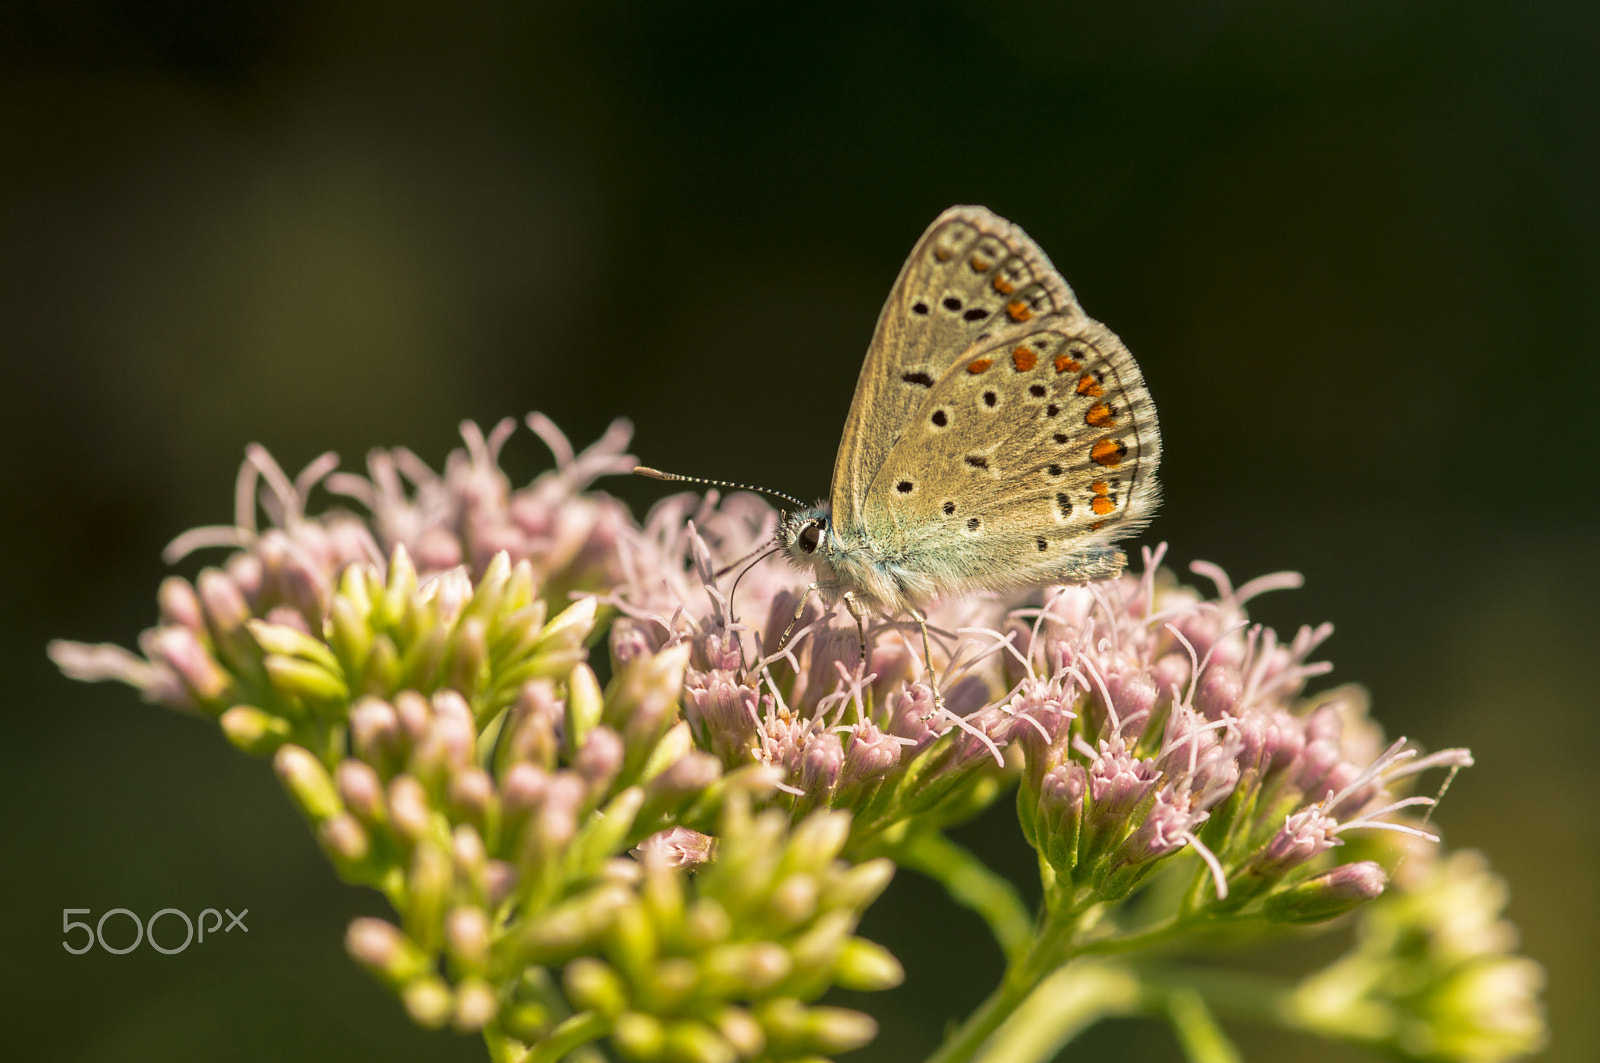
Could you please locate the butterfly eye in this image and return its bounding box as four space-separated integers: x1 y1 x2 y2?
797 522 823 554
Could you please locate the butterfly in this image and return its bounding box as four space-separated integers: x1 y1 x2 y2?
642 206 1161 697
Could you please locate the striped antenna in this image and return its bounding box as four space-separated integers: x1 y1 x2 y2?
633 466 808 511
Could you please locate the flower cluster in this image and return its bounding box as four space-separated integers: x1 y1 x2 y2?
606 482 1473 928
998 564 1478 921
51 414 1546 1063
1291 848 1548 1060
51 417 898 1062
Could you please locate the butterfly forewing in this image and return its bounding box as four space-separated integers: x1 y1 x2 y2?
856 313 1162 595
830 206 1084 530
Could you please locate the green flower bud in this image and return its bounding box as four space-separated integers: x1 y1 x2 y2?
447 766 496 833
784 910 854 996
335 560 376 619
652 1018 732 1063
273 744 342 824
445 614 490 699
819 858 894 912
401 975 454 1029
246 618 341 671
602 644 690 781
375 545 420 632
335 758 387 826
662 1019 736 1063
263 654 349 704
346 917 430 985
451 824 489 897
699 942 793 997
755 997 876 1056
491 601 552 669
398 625 450 692
642 866 687 945
498 596 594 688
393 689 433 745
318 813 372 872
767 873 820 930
575 725 626 806
386 774 435 845
1265 861 1387 924
565 956 630 1017
509 882 633 967
452 975 499 1032
607 897 659 984
197 568 251 641
564 786 645 881
831 937 905 991
157 575 203 631
145 626 233 709
638 719 697 786
613 1011 666 1062
639 957 698 1015
445 905 491 974
501 679 563 773
405 837 453 955
501 1001 553 1042
782 811 851 875
219 705 292 755
326 584 374 677
566 663 605 752
711 1006 765 1059
683 898 733 951
361 632 402 694
465 552 514 624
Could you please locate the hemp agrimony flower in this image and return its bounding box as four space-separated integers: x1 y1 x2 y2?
52 414 1546 1063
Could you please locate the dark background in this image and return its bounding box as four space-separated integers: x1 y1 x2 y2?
3 3 1594 1061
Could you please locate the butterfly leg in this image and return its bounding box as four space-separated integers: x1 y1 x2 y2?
841 592 870 682
911 608 945 716
776 583 820 655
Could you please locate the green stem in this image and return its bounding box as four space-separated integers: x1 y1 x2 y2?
1164 987 1243 1063
925 907 1083 1063
976 961 1144 1063
1073 905 1259 959
895 830 1036 961
1138 966 1296 1027
524 1011 610 1063
1071 915 1187 957
483 1026 529 1063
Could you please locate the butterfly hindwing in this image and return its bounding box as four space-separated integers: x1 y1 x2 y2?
830 207 1084 531
854 315 1162 596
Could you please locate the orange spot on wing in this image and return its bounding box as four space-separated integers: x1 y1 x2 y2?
1090 481 1110 495
1090 438 1126 467
1076 373 1104 397
969 254 991 272
934 246 953 262
1089 519 1107 531
1011 346 1038 371
1006 300 1032 322
967 358 993 374
1085 403 1116 427
992 275 1014 295
1053 354 1082 373
1091 496 1117 516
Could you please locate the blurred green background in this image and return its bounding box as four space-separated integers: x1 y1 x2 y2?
3 2 1594 1060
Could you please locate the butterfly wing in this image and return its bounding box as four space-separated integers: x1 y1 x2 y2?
830 206 1084 532
855 312 1162 598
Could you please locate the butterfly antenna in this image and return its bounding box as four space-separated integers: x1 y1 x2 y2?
728 544 781 604
715 541 778 580
633 466 808 511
